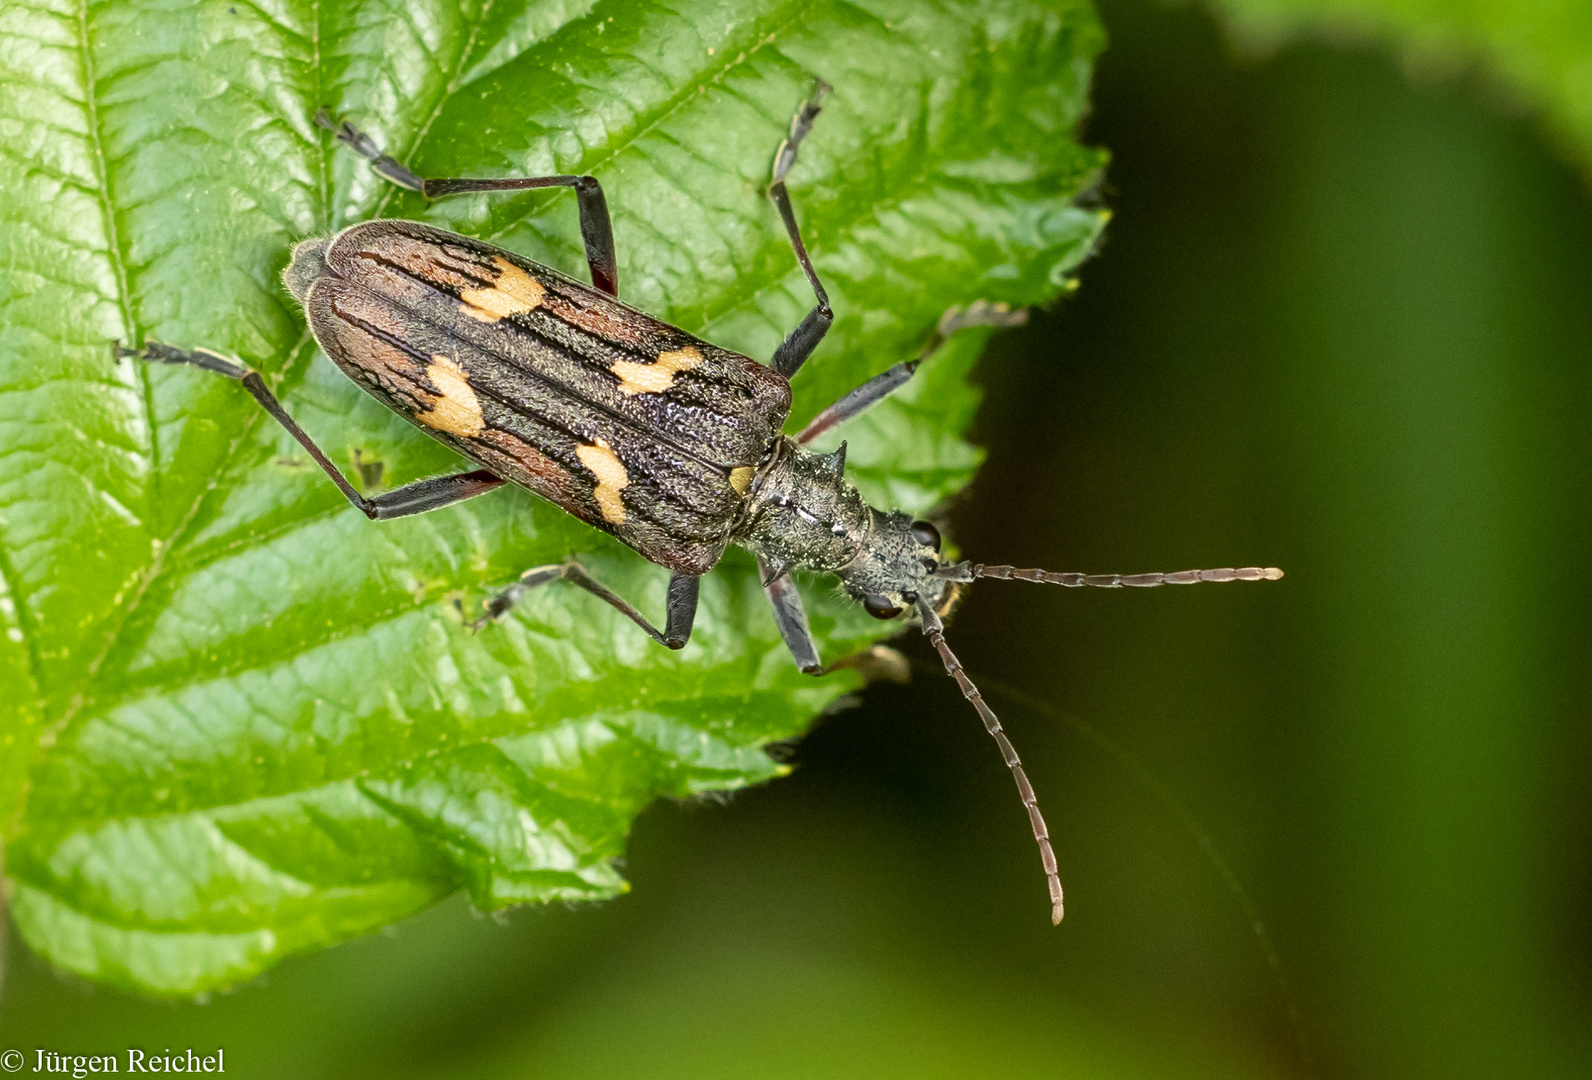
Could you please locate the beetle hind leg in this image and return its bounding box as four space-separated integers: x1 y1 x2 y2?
119 341 507 518
314 108 619 296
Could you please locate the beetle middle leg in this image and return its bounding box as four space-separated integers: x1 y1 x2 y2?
121 342 507 518
758 557 823 674
471 564 700 650
767 82 835 380
315 109 620 297
797 302 1029 444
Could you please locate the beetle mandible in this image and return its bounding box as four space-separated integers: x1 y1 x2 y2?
122 85 1282 923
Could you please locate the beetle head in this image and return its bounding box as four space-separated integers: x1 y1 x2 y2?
283 238 331 303
836 510 961 622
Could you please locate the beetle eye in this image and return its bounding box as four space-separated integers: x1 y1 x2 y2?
862 595 902 620
910 520 941 550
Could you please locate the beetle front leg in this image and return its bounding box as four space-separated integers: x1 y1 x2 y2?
471 564 700 650
315 109 619 296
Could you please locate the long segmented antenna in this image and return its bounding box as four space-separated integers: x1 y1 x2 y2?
916 599 1065 924
917 562 1284 922
968 565 1284 587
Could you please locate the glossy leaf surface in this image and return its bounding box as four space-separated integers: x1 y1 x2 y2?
0 0 1105 995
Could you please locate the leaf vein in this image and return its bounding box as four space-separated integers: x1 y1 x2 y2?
73 0 151 488
479 5 810 248
371 0 499 220
71 338 319 729
0 530 45 732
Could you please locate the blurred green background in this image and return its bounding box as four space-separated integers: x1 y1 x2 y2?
3 0 1589 1075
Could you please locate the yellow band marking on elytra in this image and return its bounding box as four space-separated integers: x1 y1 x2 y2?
459 256 546 322
728 466 754 496
418 355 485 437
610 345 704 396
575 439 629 524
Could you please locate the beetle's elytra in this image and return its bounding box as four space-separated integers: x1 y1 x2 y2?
122 86 1282 924
290 218 791 576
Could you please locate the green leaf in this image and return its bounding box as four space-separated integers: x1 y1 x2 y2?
1208 0 1592 179
0 0 1105 996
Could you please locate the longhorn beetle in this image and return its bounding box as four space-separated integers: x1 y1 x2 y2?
120 85 1282 924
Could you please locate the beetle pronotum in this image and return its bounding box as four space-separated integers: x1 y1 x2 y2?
121 85 1281 923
